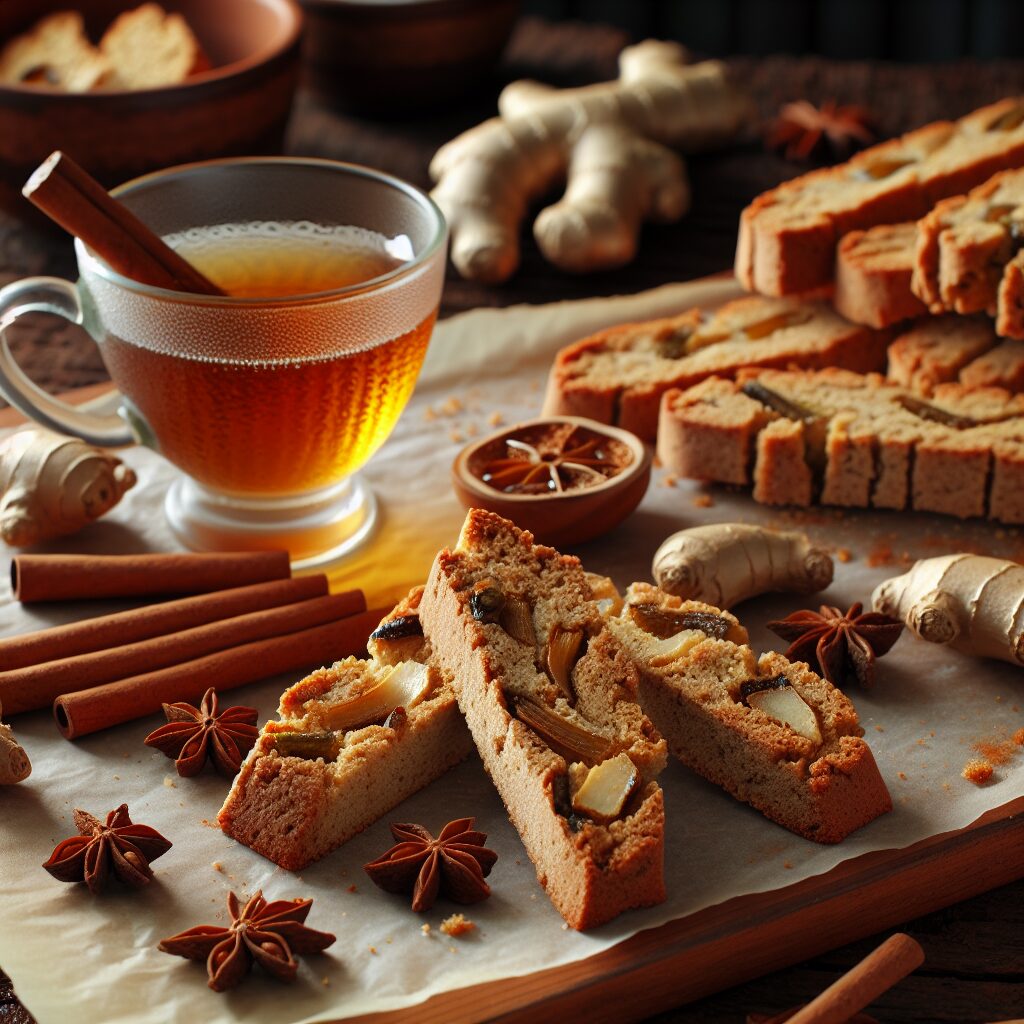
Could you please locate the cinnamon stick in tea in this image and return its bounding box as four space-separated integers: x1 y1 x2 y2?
0 589 365 715
13 551 292 602
23 151 225 295
54 606 389 738
0 575 328 671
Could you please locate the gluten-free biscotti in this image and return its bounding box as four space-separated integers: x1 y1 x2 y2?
738 97 1024 296
420 509 667 930
543 296 892 441
218 588 474 870
658 367 1024 523
609 583 892 843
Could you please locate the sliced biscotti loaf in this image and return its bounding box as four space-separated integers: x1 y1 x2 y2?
543 296 892 441
887 315 997 393
738 97 1024 296
608 583 891 843
658 368 1024 523
420 509 667 930
834 222 928 327
218 588 474 870
959 338 1024 390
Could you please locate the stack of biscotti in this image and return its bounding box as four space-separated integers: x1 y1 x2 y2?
737 97 1024 296
608 583 892 843
657 367 1024 523
218 588 475 870
542 296 893 441
419 509 667 930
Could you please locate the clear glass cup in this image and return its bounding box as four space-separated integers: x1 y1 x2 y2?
0 157 448 567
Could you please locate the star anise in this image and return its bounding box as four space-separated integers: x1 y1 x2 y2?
42 804 172 894
766 100 877 163
144 687 258 778
481 429 621 495
767 603 904 689
159 890 335 992
364 818 498 912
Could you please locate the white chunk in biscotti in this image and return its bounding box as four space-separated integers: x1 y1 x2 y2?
420 509 667 930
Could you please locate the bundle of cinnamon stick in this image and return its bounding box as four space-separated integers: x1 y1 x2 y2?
2 551 385 738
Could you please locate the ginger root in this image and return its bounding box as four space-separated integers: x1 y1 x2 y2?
0 427 136 546
430 40 748 282
872 554 1024 665
0 698 31 784
652 523 834 609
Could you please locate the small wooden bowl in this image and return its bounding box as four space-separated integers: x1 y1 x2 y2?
452 416 652 548
0 0 302 221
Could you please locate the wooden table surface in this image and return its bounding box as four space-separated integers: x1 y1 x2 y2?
2 17 1023 1024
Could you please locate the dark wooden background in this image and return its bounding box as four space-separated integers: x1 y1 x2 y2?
1 15 1023 1024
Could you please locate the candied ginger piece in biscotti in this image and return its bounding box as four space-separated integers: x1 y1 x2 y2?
419 508 667 930
609 583 892 844
218 588 473 871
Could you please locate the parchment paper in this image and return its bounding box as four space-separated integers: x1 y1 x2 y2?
1 277 1022 1024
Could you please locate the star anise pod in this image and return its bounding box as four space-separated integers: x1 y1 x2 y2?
364 818 498 912
159 890 335 992
144 687 258 778
481 429 620 495
42 804 172 894
766 100 877 163
767 603 904 689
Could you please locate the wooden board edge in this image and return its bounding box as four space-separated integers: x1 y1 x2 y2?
339 796 1024 1024
0 381 117 429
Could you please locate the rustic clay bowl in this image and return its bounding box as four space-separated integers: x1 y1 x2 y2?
452 416 652 548
0 0 302 220
300 0 520 114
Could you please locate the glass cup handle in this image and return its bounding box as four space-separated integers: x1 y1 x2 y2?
0 276 134 447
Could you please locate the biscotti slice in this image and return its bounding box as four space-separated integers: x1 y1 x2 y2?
608 583 892 843
738 97 1024 296
420 509 667 930
543 296 892 441
218 588 474 870
959 338 1024 391
100 3 207 89
658 368 1024 522
834 222 928 327
0 11 111 91
887 315 997 393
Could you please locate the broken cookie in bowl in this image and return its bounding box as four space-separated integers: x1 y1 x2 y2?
452 415 652 547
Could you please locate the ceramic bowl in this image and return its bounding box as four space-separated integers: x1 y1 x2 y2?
0 0 302 219
300 0 520 114
452 416 652 548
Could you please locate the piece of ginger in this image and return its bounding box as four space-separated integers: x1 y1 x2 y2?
0 698 31 785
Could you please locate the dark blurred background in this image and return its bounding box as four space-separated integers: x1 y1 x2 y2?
523 0 1024 60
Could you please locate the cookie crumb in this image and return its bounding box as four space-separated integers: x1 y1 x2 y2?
421 923 431 936
440 396 464 416
449 429 465 444
692 493 714 509
487 412 504 427
163 776 176 788
963 759 993 784
440 913 475 938
211 861 223 873
659 474 677 489
322 977 331 987
897 771 907 780
783 860 793 869
368 946 378 955
835 547 853 563
347 884 357 893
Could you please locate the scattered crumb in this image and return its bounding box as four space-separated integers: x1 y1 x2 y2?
693 494 715 510
866 542 895 568
163 776 176 788
368 946 378 955
783 860 793 870
440 396 464 416
897 772 908 781
440 913 476 938
963 759 994 784
874 725 885 733
421 924 431 936
347 884 357 893
112 774 120 781
1014 728 1024 746
942 782 952 792
449 429 465 444
322 977 331 987
916 738 927 746
385 937 393 945
659 473 677 489
487 412 504 427
466 422 479 437
212 862 223 873
561 922 569 931
423 406 438 421
972 737 1018 766
835 547 853 563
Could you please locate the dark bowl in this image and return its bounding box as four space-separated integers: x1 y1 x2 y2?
300 0 520 114
0 0 302 220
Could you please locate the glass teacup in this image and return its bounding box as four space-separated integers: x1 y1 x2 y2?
0 157 448 566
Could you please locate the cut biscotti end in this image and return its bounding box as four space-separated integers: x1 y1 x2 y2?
100 3 207 89
611 585 891 843
218 591 473 871
0 12 111 91
887 315 997 394
422 508 667 928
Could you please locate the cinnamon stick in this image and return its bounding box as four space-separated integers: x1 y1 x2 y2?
0 589 365 715
784 933 925 1024
54 606 389 738
23 151 224 295
0 575 327 671
13 551 292 603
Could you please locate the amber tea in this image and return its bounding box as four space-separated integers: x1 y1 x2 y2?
100 222 434 497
